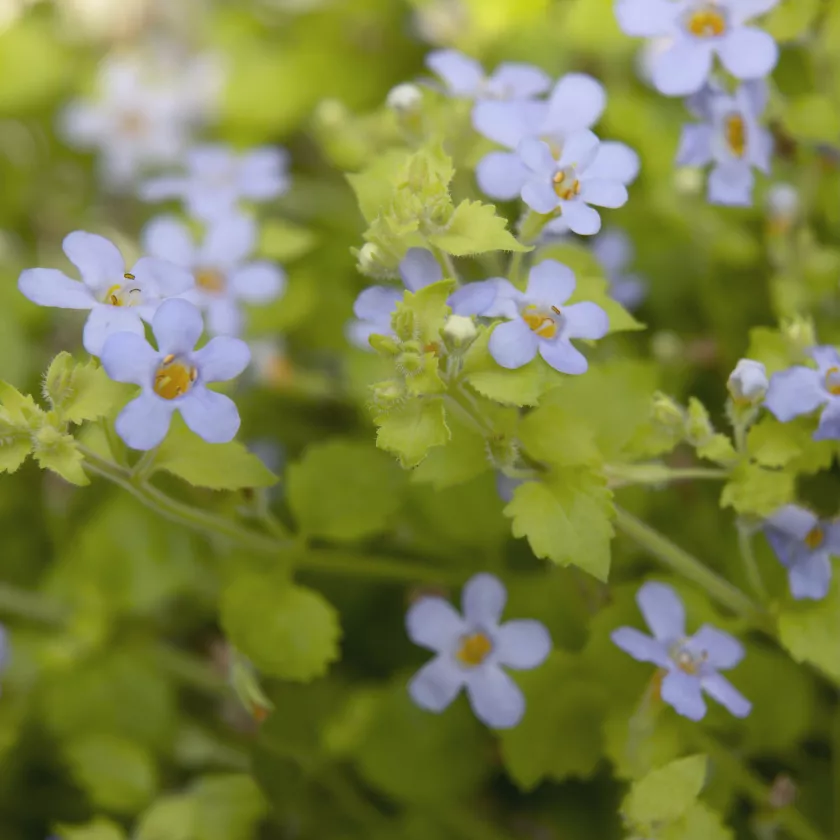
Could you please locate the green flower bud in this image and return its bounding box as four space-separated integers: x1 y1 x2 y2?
651 392 685 432
442 315 477 350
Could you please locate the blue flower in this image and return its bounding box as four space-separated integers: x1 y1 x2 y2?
677 80 772 206
616 0 780 96
453 260 609 374
472 74 639 202
764 346 840 440
406 572 552 728
764 505 839 600
612 582 751 721
592 228 647 309
728 358 768 404
101 298 250 450
518 131 630 235
426 49 550 101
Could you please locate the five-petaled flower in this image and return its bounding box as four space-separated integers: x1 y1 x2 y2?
728 358 768 404
141 144 290 222
764 346 840 440
406 572 551 728
611 581 751 721
764 505 839 600
142 213 286 337
452 260 609 374
677 80 772 206
426 49 551 101
18 231 194 356
100 298 250 450
518 130 630 235
615 0 780 96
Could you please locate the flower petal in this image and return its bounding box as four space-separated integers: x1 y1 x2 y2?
471 100 547 148
488 319 540 369
611 627 671 667
701 673 751 718
495 620 552 670
462 573 507 627
63 231 125 292
517 138 557 176
687 625 745 669
593 229 632 273
557 129 601 170
400 248 443 291
141 216 196 267
676 124 715 167
811 345 840 372
206 299 244 337
353 286 402 323
464 665 525 728
201 213 258 266
579 179 628 208
346 319 382 351
661 669 707 720
132 257 195 298
406 596 466 652
652 39 714 96
178 387 241 444
229 263 286 303
239 148 290 199
193 336 251 382
615 0 680 36
489 63 551 99
83 306 145 356
521 179 560 214
538 339 589 374
140 176 187 202
560 201 602 236
766 504 818 540
526 260 576 304
814 400 840 441
152 298 204 355
476 152 528 200
637 581 685 642
708 162 755 207
18 268 94 310
100 332 157 385
718 26 779 80
585 141 641 184
544 73 606 134
788 553 832 601
448 280 499 317
408 656 464 712
563 301 609 339
426 49 485 96
116 393 175 450
764 367 826 422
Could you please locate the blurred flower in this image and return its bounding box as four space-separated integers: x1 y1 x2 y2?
18 231 193 356
386 83 423 112
249 337 294 388
764 505 839 600
406 572 551 729
141 145 290 222
766 182 799 235
518 131 629 234
765 346 840 440
101 299 250 450
591 228 647 309
728 358 768 404
453 260 608 374
676 80 772 206
611 581 751 720
495 473 523 503
142 213 285 337
346 248 442 350
426 48 550 101
615 0 780 96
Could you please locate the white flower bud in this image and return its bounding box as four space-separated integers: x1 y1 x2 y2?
728 359 768 404
386 83 423 113
766 183 799 221
442 314 477 347
357 243 385 275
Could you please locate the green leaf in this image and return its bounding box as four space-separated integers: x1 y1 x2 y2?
518 404 601 466
623 754 708 827
154 417 277 490
499 653 606 790
347 149 411 223
392 279 455 346
785 94 840 142
44 352 128 424
221 575 341 681
54 819 126 840
660 802 734 840
747 416 805 467
0 380 43 427
259 218 317 262
778 580 840 684
0 414 31 474
410 415 490 489
32 420 89 486
763 0 819 41
427 200 529 255
696 433 738 465
720 463 795 516
745 327 794 375
374 399 450 468
287 438 406 540
64 734 157 814
135 794 196 840
504 468 614 580
191 774 269 840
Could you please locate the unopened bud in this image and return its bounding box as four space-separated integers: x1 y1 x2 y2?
674 166 704 196
442 315 477 349
766 183 799 223
356 242 389 277
686 397 714 444
387 83 423 113
651 392 684 431
782 316 816 359
727 359 768 405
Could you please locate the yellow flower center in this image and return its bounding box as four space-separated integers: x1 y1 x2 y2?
724 113 747 158
105 273 141 307
196 268 226 294
455 632 493 668
153 354 197 400
522 304 562 339
805 526 824 549
672 646 707 676
686 6 727 37
825 366 840 395
553 168 581 200
120 110 148 136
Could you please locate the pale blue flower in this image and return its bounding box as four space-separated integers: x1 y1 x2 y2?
142 213 285 337
677 80 772 206
612 581 751 721
452 260 609 374
101 298 250 450
519 131 630 235
407 572 551 728
616 0 781 96
764 346 840 440
728 358 768 403
18 231 193 356
592 228 647 309
426 49 550 101
764 505 839 601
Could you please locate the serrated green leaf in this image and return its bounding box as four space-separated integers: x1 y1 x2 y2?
287 438 406 540
33 421 89 486
427 199 529 255
45 353 128 425
721 463 795 516
696 433 738 465
0 414 31 474
661 801 734 840
747 416 804 467
518 404 601 466
221 575 341 681
54 818 126 840
191 774 269 840
154 417 277 490
504 468 614 580
623 754 708 827
347 149 411 223
374 399 450 468
259 218 317 262
392 279 455 346
135 794 196 840
778 580 840 684
410 415 490 489
0 380 43 428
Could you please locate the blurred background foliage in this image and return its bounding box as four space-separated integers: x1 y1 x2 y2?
2 0 840 838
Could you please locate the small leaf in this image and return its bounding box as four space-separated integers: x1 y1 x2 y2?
0 380 43 427
191 774 269 840
747 416 804 467
0 413 31 474
778 580 840 684
45 352 129 424
660 802 734 840
374 399 450 468
135 794 196 840
392 279 455 346
696 433 738 466
785 94 840 142
721 463 795 516
518 405 601 466
347 149 412 223
623 754 708 827
33 421 89 486
54 819 127 840
411 416 490 489
428 200 529 255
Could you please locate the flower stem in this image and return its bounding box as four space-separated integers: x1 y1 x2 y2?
131 445 160 482
606 463 729 488
431 245 461 284
614 506 764 621
736 521 768 602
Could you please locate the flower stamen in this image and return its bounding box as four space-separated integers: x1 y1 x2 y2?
154 355 197 400
825 366 840 395
553 168 581 201
455 632 493 668
724 113 747 157
805 526 824 549
686 5 727 37
196 268 226 294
